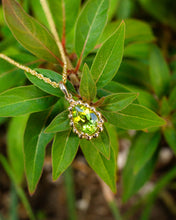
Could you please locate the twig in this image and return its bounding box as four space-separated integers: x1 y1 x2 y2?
61 1 66 50
99 178 122 220
64 167 77 220
40 0 67 83
0 154 35 220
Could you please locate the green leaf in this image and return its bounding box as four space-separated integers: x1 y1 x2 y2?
132 131 161 173
141 166 176 219
91 21 125 88
108 0 119 21
7 115 29 184
116 60 151 90
117 0 134 19
0 85 57 117
30 0 49 29
0 117 8 125
98 82 159 112
124 18 155 44
139 0 176 31
101 104 165 130
0 154 35 220
45 110 70 133
130 87 159 112
25 68 76 97
122 150 158 201
172 112 176 128
105 123 118 159
169 87 176 111
52 130 79 180
160 96 171 116
47 0 80 39
98 19 155 45
75 0 109 59
124 42 151 59
163 125 176 154
149 46 170 97
24 111 54 194
79 64 97 102
80 138 117 192
82 126 110 159
99 93 137 112
97 81 131 97
2 0 62 64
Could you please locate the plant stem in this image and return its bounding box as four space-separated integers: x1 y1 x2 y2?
0 154 35 220
64 167 77 220
61 0 66 51
10 184 18 220
75 56 82 73
40 0 67 83
140 166 176 220
108 201 122 220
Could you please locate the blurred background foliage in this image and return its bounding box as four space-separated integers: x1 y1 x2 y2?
0 0 176 220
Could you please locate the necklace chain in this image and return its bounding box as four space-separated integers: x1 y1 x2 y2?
0 53 60 88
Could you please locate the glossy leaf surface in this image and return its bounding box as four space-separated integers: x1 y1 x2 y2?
45 110 70 133
81 139 116 192
101 104 165 130
24 111 54 193
99 93 137 112
75 0 109 59
3 0 62 63
7 115 29 184
26 68 76 97
79 64 97 102
52 130 79 180
0 85 57 117
91 22 125 88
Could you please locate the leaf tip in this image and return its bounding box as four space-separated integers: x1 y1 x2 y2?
28 187 35 196
52 172 61 182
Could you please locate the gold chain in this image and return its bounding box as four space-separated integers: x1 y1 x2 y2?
40 0 67 84
0 53 59 88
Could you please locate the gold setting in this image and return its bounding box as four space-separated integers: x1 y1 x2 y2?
68 100 104 140
59 82 104 140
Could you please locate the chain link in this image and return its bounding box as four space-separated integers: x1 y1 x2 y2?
0 53 60 88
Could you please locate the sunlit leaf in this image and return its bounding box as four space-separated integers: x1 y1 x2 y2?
52 130 79 180
79 64 97 102
7 115 29 184
0 85 57 117
101 104 165 130
75 0 109 59
24 111 54 193
91 22 125 88
3 0 62 63
45 110 70 133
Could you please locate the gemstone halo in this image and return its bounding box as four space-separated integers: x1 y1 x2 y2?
59 82 104 140
68 100 104 140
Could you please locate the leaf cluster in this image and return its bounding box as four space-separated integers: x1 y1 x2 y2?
0 0 170 202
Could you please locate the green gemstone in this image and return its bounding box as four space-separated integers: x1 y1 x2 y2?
72 105 99 135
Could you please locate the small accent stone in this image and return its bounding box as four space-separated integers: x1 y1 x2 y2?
72 104 99 135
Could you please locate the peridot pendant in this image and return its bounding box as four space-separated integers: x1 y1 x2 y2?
59 82 104 140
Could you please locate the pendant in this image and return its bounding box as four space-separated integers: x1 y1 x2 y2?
59 82 104 140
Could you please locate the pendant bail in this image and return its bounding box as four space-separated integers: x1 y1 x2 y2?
59 82 72 101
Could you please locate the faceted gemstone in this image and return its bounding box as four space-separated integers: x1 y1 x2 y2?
72 104 99 135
